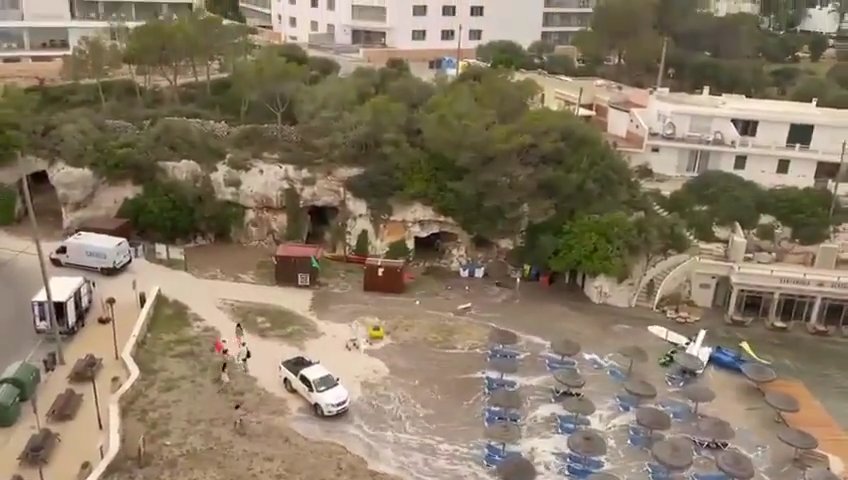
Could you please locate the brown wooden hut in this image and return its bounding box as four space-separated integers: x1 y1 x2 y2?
76 217 133 240
364 258 406 294
274 243 322 287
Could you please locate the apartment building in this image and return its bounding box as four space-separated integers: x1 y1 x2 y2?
258 0 596 62
616 88 848 190
0 0 200 62
702 0 760 16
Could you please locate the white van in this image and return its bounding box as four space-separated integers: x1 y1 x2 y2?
32 276 95 335
49 231 132 275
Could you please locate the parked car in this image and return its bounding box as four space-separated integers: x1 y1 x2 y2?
279 355 350 417
49 231 132 275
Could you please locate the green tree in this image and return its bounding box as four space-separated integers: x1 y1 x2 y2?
791 77 833 102
475 40 529 68
385 239 410 259
307 56 341 81
549 213 636 278
354 229 370 256
61 36 123 108
544 54 576 75
808 33 828 62
232 48 309 127
204 0 245 21
126 19 186 101
826 62 848 89
268 43 310 65
769 66 803 95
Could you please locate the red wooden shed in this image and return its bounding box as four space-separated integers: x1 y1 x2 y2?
274 243 323 288
363 258 406 294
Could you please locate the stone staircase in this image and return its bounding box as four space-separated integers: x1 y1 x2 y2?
634 262 678 309
631 201 698 309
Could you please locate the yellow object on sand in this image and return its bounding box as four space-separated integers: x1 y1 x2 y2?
369 325 385 341
739 341 771 364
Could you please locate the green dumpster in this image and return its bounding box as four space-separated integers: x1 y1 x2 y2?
0 383 21 427
0 361 41 401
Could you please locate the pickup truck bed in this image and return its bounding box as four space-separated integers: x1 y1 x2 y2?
281 356 316 376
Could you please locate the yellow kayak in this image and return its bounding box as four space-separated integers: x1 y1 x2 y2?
739 341 771 365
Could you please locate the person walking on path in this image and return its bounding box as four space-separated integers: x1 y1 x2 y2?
235 323 244 344
237 342 250 372
219 360 230 388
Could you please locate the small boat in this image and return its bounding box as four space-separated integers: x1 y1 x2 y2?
709 345 748 372
649 325 711 374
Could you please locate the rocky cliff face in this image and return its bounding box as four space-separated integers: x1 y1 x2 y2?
0 156 473 265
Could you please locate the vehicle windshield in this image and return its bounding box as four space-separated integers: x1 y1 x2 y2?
313 374 339 393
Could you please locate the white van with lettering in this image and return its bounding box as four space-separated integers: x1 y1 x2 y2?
49 231 132 275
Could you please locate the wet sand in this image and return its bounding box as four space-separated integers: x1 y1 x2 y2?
303 275 836 479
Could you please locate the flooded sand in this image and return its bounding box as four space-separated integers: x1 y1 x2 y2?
300 275 847 480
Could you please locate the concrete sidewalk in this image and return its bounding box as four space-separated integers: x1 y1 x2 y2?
0 288 140 480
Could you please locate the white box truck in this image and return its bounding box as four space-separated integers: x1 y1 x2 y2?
49 231 132 275
31 276 95 335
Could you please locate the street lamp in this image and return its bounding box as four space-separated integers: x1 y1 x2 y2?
91 376 103 430
106 297 118 360
20 159 65 365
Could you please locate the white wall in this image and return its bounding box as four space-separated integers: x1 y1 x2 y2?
799 5 841 34
608 107 629 138
690 272 718 308
22 0 71 20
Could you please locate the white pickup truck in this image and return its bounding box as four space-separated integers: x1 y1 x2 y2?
279 356 350 417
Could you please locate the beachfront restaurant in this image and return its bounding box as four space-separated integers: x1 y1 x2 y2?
726 263 848 330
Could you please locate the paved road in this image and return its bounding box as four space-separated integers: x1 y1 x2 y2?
0 241 51 372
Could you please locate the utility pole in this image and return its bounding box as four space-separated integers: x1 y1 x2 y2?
20 161 65 365
656 36 669 89
456 24 463 75
828 140 847 238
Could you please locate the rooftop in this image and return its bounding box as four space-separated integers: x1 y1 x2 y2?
65 231 127 248
275 243 323 258
32 276 86 303
652 88 848 126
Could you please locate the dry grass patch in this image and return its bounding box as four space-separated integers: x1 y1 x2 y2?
219 300 321 346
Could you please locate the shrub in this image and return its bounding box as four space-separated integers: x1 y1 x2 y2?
0 184 16 225
283 188 306 241
385 239 410 259
755 223 776 241
354 229 370 256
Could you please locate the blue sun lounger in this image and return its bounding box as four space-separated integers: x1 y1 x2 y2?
657 399 692 421
484 407 521 425
559 461 600 478
690 473 730 480
646 462 672 480
484 442 518 459
488 347 521 360
556 414 591 426
545 357 578 372
555 452 605 470
484 376 518 394
483 450 521 468
615 393 639 412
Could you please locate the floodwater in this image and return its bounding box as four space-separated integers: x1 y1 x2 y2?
288 277 848 480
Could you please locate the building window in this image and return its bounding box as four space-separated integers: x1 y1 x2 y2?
277 13 282 23
776 159 791 174
733 155 747 170
412 29 426 41
311 0 318 7
288 35 298 40
289 16 297 27
578 0 592 6
731 118 759 137
685 150 711 174
327 24 335 34
327 0 334 10
310 20 318 31
289 0 295 4
469 29 482 40
786 123 814 147
442 5 456 16
412 4 427 15
441 29 455 40
470 5 484 16
650 146 660 153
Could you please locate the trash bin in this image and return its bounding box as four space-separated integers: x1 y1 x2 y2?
0 383 22 427
0 361 41 401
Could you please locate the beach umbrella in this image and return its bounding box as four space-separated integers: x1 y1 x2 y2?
551 338 581 358
624 378 657 399
777 426 818 457
636 407 672 435
489 358 519 376
716 449 755 480
617 345 648 375
567 429 608 457
553 369 586 389
690 416 735 442
490 390 522 410
673 351 704 372
496 455 537 480
490 328 519 346
587 474 620 480
805 467 841 480
764 391 800 413
740 363 777 385
680 384 716 414
486 421 521 444
651 437 694 471
561 396 596 417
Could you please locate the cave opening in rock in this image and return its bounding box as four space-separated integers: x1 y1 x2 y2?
18 170 63 233
413 231 458 259
472 235 496 253
305 205 339 245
